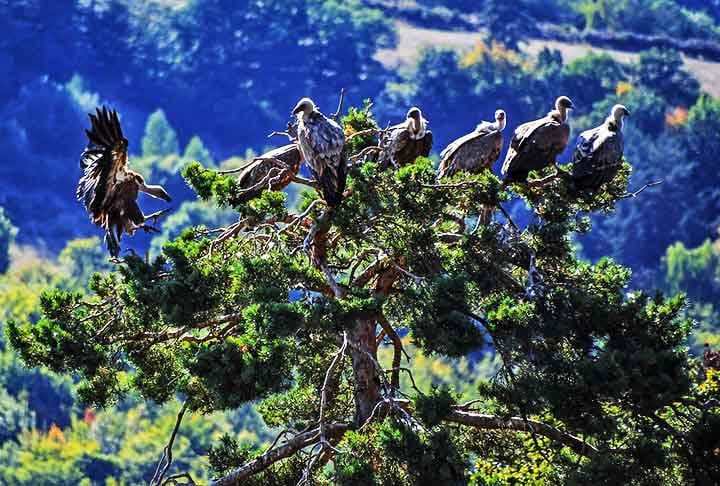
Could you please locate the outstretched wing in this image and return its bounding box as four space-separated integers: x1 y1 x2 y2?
76 106 128 224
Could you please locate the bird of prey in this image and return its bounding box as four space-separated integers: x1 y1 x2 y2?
437 109 506 179
293 97 346 207
76 106 171 257
384 106 433 167
569 104 630 191
501 96 574 184
235 144 302 203
437 109 506 224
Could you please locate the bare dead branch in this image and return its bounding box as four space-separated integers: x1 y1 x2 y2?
151 401 188 486
377 313 404 392
444 409 597 458
332 88 346 121
208 423 349 486
619 179 663 199
319 332 348 451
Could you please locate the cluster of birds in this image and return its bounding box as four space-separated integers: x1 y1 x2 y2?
76 96 630 257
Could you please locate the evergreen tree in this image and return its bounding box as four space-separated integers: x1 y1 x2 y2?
142 109 180 158
0 208 16 274
8 104 719 485
184 135 214 167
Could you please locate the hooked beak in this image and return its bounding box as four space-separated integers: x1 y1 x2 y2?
292 103 304 116
624 109 631 117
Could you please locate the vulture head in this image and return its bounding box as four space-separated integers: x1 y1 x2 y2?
554 96 575 122
494 109 507 131
610 104 631 130
292 97 316 119
406 106 426 138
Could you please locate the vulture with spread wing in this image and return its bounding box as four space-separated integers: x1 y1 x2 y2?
570 104 629 191
235 144 302 203
384 107 433 167
77 106 171 257
502 96 574 184
293 97 346 207
437 109 506 179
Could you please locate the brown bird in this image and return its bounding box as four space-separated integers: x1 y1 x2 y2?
293 97 346 207
437 109 506 179
76 106 171 257
502 96 574 184
384 107 433 167
235 144 302 203
570 104 629 191
438 109 507 224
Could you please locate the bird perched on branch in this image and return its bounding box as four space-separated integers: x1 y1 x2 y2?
76 106 171 257
502 96 574 184
383 106 433 167
569 104 629 191
437 109 506 224
437 109 506 179
235 144 302 203
293 97 346 207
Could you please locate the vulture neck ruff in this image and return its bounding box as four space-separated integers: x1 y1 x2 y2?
407 117 427 140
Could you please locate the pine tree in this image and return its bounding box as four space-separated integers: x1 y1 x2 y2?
0 208 17 274
8 104 720 485
142 109 180 158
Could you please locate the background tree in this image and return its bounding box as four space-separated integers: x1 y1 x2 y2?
0 208 16 274
9 103 719 485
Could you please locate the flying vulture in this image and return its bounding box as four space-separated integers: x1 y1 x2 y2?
293 97 346 207
569 104 630 191
384 107 433 167
437 109 506 179
235 144 302 203
76 106 171 257
501 96 574 184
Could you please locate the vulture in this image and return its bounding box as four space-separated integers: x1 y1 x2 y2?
77 106 171 257
501 96 574 184
437 109 506 179
384 107 433 167
235 144 302 203
569 104 630 191
293 97 347 207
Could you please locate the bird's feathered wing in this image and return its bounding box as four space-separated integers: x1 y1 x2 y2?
76 106 129 225
501 114 570 183
437 122 502 179
389 124 433 167
236 144 302 203
570 121 624 190
297 112 346 206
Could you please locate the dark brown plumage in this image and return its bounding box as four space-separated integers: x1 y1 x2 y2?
570 104 629 191
502 96 574 184
293 97 346 207
385 107 433 167
77 106 171 257
437 109 506 180
235 144 302 203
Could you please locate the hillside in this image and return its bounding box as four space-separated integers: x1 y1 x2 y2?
377 21 720 98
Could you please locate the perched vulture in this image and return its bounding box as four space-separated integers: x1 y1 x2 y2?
501 96 574 184
293 97 346 207
569 104 630 191
384 107 433 167
77 106 171 257
437 109 507 224
437 109 506 179
235 144 302 203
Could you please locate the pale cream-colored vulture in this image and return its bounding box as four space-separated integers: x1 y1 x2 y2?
293 97 346 207
570 104 629 191
502 96 574 184
437 109 506 179
76 106 171 257
437 109 507 224
235 144 302 203
385 107 433 167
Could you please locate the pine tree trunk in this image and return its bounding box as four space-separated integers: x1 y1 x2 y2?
349 319 381 426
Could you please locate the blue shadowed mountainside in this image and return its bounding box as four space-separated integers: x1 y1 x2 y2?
1 1 720 484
